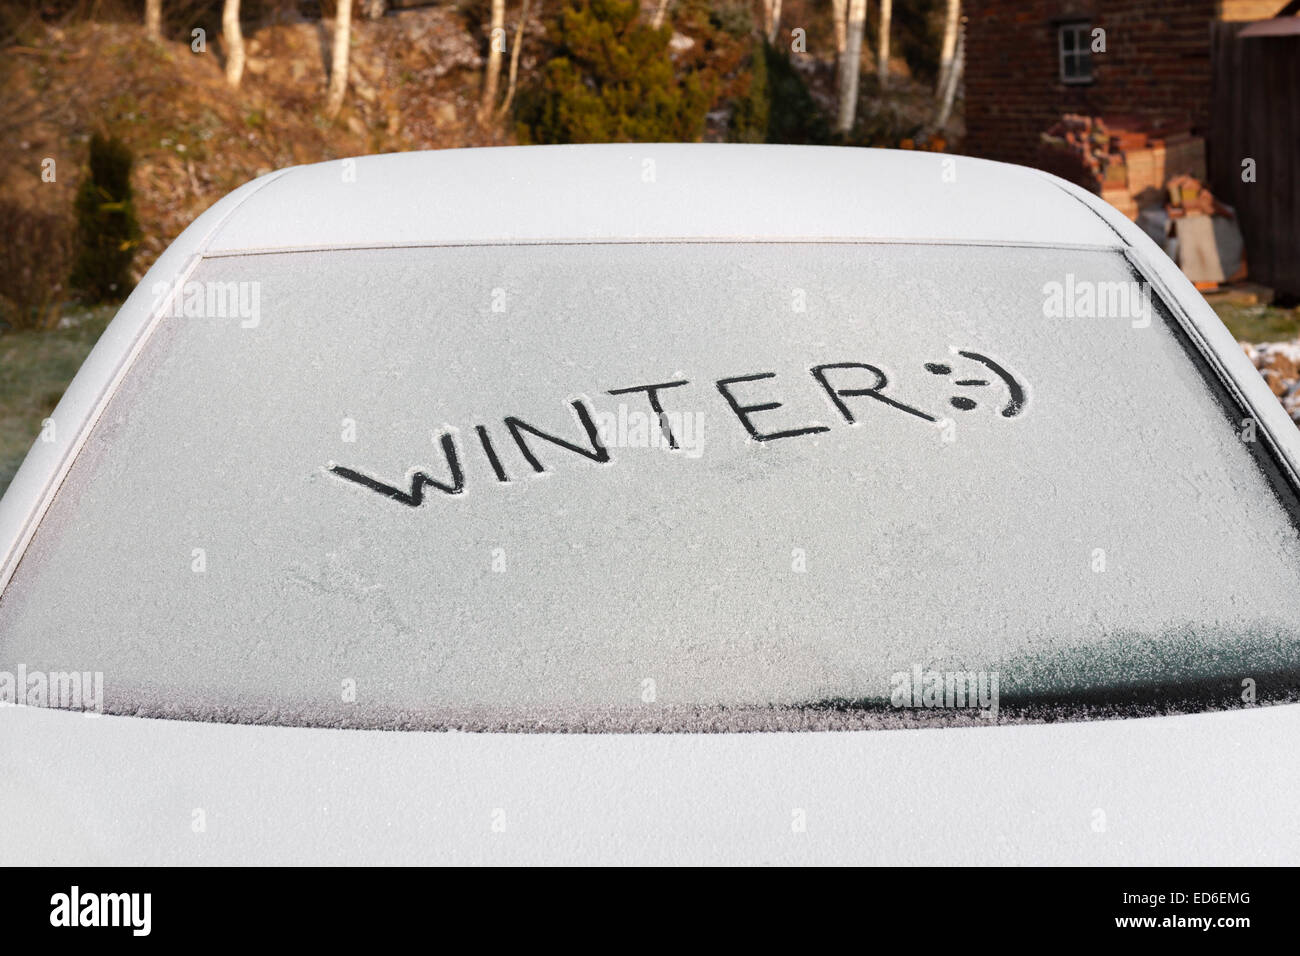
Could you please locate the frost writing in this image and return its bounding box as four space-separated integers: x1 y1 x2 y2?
328 350 1027 507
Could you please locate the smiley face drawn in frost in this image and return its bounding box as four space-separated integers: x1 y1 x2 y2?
923 351 1027 418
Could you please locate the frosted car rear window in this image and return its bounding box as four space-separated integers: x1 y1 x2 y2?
2 242 1299 730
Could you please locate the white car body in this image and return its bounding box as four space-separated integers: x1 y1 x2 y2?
1 145 1298 865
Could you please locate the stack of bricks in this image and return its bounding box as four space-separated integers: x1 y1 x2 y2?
1038 114 1208 220
1038 115 1137 217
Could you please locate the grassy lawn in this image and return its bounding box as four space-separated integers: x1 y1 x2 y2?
0 306 116 498
1211 303 1300 342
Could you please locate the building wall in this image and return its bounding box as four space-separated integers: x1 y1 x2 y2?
963 0 1285 169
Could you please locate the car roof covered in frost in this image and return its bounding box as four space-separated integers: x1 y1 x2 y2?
200 144 1125 253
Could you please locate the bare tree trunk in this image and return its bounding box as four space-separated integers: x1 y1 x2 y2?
498 0 530 117
480 0 505 120
831 0 847 54
223 0 244 88
836 0 867 134
877 0 891 89
145 0 162 38
935 17 964 129
326 0 354 119
652 0 671 30
767 0 781 44
935 0 959 104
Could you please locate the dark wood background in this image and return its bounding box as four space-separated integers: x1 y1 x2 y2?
1210 23 1300 299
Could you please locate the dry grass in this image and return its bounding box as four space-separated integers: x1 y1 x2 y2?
0 305 115 497
1214 303 1300 343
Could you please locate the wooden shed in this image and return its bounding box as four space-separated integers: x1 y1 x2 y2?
1210 3 1300 297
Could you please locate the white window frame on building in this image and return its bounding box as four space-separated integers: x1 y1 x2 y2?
1058 21 1095 85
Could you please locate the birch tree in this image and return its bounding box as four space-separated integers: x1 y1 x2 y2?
935 0 960 107
760 0 781 43
831 0 846 55
877 0 891 89
835 0 866 134
935 16 964 129
498 0 531 117
652 0 671 29
223 0 244 88
326 0 354 119
480 0 505 120
145 0 162 39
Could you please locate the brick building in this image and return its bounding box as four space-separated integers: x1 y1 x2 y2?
963 0 1287 170
963 0 1300 295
